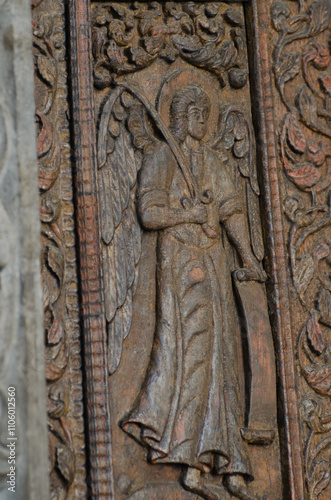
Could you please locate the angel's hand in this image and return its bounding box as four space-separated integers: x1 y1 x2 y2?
188 205 208 224
241 254 267 282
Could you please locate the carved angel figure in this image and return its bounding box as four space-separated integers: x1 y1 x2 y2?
98 77 269 500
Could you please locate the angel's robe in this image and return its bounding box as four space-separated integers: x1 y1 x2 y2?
121 140 252 478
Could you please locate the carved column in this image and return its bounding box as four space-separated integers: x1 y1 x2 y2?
0 0 49 498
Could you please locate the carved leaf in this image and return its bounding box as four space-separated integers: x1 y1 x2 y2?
307 312 325 354
56 445 75 484
308 0 331 37
318 288 331 327
303 42 330 70
283 195 303 222
47 312 64 346
159 39 179 63
223 8 243 27
302 363 331 396
233 113 246 141
109 114 120 138
92 27 107 61
301 398 324 432
285 163 320 190
47 245 64 286
38 126 61 192
218 40 237 68
238 156 250 178
139 4 162 36
271 1 290 32
286 113 306 154
233 135 249 160
196 12 225 43
293 254 315 299
45 340 68 382
47 385 68 419
307 139 326 166
311 460 331 498
143 34 165 56
296 85 318 126
36 55 56 88
313 242 330 263
275 52 300 88
105 40 127 72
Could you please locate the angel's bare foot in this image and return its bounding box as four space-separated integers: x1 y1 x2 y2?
182 467 217 500
223 474 256 500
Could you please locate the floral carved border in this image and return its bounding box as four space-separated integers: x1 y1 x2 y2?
32 0 87 498
270 0 331 498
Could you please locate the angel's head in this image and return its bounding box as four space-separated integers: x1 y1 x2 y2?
169 85 210 143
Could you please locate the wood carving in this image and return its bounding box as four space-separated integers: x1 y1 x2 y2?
93 3 280 499
92 2 248 90
271 0 331 498
32 0 87 498
33 8 74 497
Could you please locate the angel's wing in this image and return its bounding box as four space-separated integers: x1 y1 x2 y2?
212 106 264 262
97 87 155 374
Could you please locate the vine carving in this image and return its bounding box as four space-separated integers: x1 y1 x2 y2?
32 3 75 498
271 0 331 497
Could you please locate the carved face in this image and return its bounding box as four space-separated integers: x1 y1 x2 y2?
169 86 210 142
187 104 208 141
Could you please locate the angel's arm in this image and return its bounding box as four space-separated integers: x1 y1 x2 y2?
137 144 207 230
139 195 207 230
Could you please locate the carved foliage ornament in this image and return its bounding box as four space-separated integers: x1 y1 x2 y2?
92 2 248 90
32 2 75 496
271 0 331 497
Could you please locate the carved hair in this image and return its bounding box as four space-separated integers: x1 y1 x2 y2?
169 85 210 142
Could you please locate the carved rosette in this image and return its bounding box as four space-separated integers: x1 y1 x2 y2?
271 0 331 497
32 0 87 498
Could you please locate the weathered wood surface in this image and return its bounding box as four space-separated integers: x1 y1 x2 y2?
29 0 331 499
90 2 282 499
